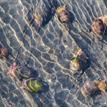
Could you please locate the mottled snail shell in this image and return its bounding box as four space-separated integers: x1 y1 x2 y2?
56 6 70 23
0 48 8 58
34 15 42 27
91 19 105 35
81 81 98 97
59 13 69 23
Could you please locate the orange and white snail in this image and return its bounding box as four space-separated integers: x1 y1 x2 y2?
56 5 70 23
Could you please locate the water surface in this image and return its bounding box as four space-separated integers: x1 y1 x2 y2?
0 0 107 107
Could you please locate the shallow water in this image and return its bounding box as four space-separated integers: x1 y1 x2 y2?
0 0 107 107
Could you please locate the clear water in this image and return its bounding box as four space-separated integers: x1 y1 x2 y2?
0 0 107 107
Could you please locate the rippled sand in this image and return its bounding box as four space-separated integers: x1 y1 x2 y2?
0 0 107 107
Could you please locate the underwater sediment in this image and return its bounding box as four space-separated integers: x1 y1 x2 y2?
0 0 107 107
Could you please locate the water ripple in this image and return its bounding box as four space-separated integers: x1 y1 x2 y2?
0 0 107 107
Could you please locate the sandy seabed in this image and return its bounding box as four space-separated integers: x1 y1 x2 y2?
0 0 107 107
